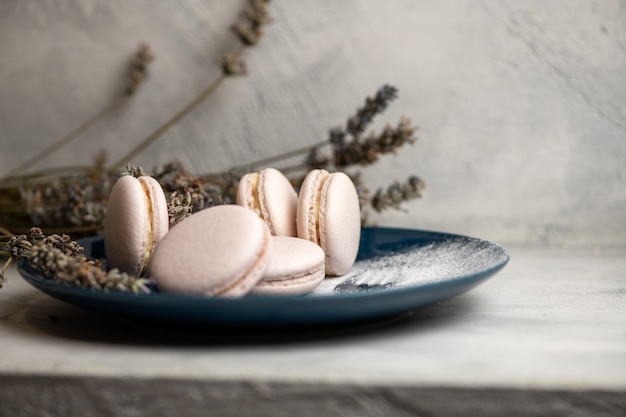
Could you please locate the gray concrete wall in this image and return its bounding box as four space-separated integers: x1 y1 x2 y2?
1 0 625 247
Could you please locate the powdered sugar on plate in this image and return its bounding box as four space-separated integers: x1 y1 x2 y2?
313 237 507 295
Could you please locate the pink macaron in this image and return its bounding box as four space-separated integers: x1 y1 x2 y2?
150 205 274 298
251 236 325 296
236 167 298 236
297 169 361 276
104 174 169 277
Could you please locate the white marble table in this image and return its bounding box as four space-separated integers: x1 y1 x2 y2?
1 246 625 416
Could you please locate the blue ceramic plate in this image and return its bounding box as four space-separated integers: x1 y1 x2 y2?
18 227 509 328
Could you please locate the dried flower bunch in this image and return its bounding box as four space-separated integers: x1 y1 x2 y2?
19 153 112 233
0 0 426 292
5 227 151 294
154 162 232 226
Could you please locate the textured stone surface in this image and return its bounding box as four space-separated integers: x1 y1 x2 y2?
0 0 625 246
1 375 626 417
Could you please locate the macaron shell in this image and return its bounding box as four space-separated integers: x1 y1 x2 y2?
252 271 324 296
251 236 325 296
150 205 273 298
104 175 152 277
319 172 361 276
258 168 298 236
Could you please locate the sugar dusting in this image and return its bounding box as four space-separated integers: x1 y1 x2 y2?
312 237 507 295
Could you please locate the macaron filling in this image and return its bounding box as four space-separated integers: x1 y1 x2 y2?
303 169 327 246
249 172 262 215
139 178 155 276
262 263 325 283
314 171 330 248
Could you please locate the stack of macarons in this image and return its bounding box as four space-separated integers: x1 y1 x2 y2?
103 167 361 298
237 167 361 276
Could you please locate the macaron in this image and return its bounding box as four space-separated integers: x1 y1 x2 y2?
236 167 298 236
297 169 361 276
251 236 325 296
150 205 274 298
104 174 169 277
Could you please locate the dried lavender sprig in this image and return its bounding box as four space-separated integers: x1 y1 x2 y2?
245 0 273 26
370 175 425 213
124 164 148 178
6 228 151 294
19 157 112 231
167 188 193 226
346 84 398 137
28 244 151 294
126 42 155 96
219 52 248 76
231 0 272 45
333 116 417 167
155 161 230 224
6 227 84 259
232 20 262 46
317 84 399 166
